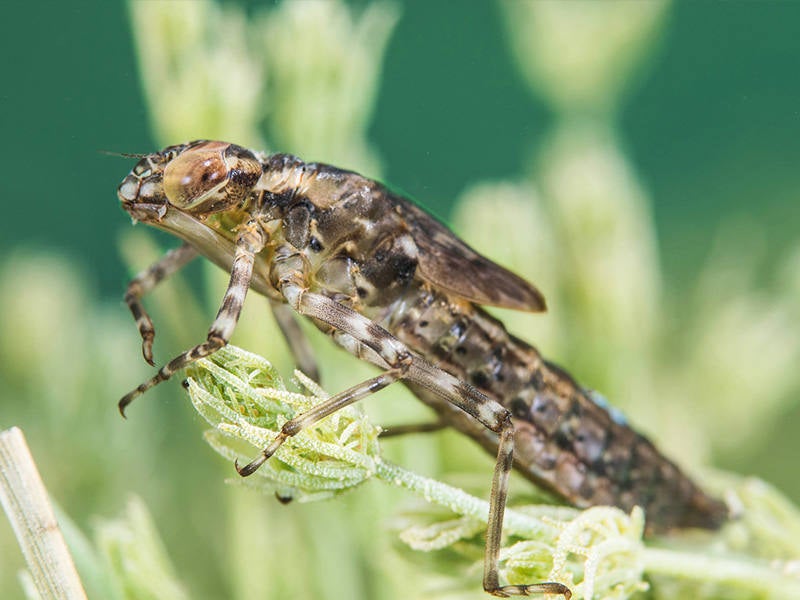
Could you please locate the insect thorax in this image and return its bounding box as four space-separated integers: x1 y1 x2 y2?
249 157 421 314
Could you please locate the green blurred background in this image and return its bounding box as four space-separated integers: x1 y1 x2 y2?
3 1 799 289
1 1 799 599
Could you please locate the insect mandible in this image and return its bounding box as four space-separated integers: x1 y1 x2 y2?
116 140 728 597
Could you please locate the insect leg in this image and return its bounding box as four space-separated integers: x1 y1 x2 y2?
268 284 569 598
124 243 197 365
379 421 447 438
236 368 404 475
269 300 320 382
118 225 265 416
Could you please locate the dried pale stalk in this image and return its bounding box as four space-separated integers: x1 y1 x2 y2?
0 427 87 600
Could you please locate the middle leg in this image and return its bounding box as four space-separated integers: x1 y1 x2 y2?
269 300 320 382
259 282 569 597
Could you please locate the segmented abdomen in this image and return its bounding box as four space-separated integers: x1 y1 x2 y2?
383 283 728 532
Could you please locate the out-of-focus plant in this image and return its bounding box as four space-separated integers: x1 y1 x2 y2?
256 0 399 174
128 0 264 148
93 497 189 600
501 0 670 113
0 250 209 597
128 0 398 175
0 251 165 515
14 495 190 600
484 0 800 472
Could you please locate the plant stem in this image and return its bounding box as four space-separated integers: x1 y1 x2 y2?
375 459 552 539
0 427 87 600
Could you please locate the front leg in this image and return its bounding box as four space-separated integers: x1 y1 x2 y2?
246 280 569 598
124 243 197 365
118 224 265 415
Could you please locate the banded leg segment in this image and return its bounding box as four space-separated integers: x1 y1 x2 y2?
118 225 265 416
236 368 404 475
125 243 197 365
483 420 570 598
255 282 568 597
269 300 320 382
379 421 447 438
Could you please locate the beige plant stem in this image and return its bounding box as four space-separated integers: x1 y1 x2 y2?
0 427 87 600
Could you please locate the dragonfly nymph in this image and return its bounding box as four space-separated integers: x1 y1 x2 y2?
117 140 728 598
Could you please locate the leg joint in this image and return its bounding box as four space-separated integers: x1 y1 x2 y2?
497 410 513 432
124 287 142 302
205 333 227 349
390 349 413 372
280 281 304 311
281 420 301 437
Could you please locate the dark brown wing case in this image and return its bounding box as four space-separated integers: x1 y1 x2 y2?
392 195 547 312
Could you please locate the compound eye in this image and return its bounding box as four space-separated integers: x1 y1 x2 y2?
163 146 229 211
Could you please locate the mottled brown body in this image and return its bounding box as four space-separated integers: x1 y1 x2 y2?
117 141 727 596
392 302 727 531
235 149 725 532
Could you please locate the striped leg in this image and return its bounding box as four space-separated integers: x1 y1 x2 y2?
269 300 320 382
118 225 265 416
236 368 405 475
241 281 569 598
379 421 447 437
124 243 197 365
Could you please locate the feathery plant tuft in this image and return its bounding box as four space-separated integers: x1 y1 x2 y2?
187 346 382 502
